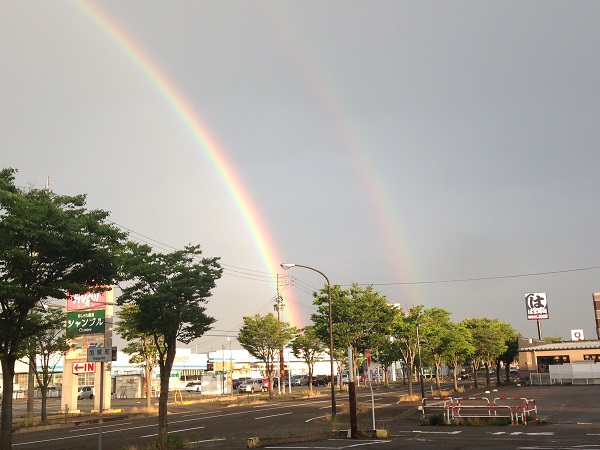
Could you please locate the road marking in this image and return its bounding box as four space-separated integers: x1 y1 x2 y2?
14 423 158 446
180 410 221 418
264 439 389 448
255 411 293 420
412 430 462 435
141 425 205 438
70 421 133 431
490 432 555 436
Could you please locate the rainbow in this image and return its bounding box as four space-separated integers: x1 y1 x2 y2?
74 1 301 324
260 3 420 301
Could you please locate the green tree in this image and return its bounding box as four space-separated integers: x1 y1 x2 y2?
238 313 296 399
462 318 509 387
291 326 324 395
118 243 221 449
495 323 519 383
0 168 125 450
441 322 474 392
391 305 424 396
116 304 163 408
419 308 453 392
22 308 72 423
311 284 396 387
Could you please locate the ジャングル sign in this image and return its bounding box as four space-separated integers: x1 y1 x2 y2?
66 309 105 335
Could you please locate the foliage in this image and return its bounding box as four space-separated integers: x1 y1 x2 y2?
390 305 424 396
0 167 126 450
116 304 164 408
238 313 296 399
311 283 396 385
291 326 324 394
441 322 474 392
22 308 72 422
118 243 221 449
419 308 453 391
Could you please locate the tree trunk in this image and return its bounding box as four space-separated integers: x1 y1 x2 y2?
145 363 152 409
1 355 16 450
41 388 48 423
27 359 35 419
157 341 177 449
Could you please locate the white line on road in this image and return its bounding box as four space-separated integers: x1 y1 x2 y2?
255 411 293 420
141 425 205 438
69 422 133 432
412 430 462 435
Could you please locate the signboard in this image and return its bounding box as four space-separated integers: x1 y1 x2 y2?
67 309 106 335
571 329 585 341
525 292 549 320
73 362 95 374
67 291 107 311
66 335 105 360
87 347 112 363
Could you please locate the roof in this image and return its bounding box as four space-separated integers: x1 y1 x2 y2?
519 340 600 352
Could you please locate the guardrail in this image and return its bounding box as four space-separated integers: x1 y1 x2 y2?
421 396 538 425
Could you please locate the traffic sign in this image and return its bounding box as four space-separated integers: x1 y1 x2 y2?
87 347 112 362
73 362 95 374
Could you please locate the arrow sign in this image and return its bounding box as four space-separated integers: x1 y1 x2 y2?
73 362 95 374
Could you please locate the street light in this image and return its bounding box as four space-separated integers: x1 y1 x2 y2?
416 323 426 399
281 263 336 417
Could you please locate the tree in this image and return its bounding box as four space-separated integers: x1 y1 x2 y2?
391 305 424 396
22 308 72 423
238 313 295 399
419 308 453 392
311 284 396 387
441 322 474 392
291 326 324 395
495 324 519 383
462 318 509 387
0 168 125 450
116 304 163 408
118 243 221 449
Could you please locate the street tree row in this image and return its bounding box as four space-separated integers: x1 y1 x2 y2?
0 168 221 450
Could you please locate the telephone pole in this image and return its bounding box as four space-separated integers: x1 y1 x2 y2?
275 274 286 393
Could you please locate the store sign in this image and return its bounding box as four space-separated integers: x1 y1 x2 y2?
525 292 549 320
66 335 105 360
73 362 95 374
87 347 112 363
67 309 105 335
67 291 107 311
571 329 584 341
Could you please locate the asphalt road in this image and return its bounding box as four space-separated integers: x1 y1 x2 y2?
8 382 600 449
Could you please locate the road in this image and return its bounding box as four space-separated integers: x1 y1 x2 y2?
9 383 600 449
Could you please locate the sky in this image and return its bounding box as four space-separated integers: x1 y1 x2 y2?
2 1 600 353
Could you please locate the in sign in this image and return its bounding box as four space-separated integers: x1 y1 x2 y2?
73 362 95 374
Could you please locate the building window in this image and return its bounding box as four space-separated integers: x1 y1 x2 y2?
583 354 600 362
537 355 570 373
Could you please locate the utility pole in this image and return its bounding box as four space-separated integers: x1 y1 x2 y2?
275 274 286 393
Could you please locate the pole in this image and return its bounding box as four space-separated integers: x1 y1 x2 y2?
537 320 542 340
276 275 286 393
347 347 358 438
416 325 425 399
281 263 336 416
98 361 104 450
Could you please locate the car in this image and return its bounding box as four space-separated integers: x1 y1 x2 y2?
77 385 94 400
292 375 309 386
184 381 202 392
238 378 267 394
312 376 327 386
509 367 519 375
232 377 252 390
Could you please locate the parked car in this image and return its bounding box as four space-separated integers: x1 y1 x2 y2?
184 381 202 392
312 376 327 387
77 385 94 400
232 377 252 390
238 378 267 394
292 375 309 386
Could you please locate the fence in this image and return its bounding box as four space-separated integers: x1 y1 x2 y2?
421 396 537 425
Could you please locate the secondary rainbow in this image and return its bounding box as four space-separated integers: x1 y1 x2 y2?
74 1 301 325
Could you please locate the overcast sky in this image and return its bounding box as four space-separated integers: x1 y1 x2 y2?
3 1 600 352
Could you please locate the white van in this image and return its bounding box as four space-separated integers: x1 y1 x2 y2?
77 385 94 400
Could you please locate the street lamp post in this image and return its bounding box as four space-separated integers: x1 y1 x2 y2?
281 263 336 417
416 323 425 399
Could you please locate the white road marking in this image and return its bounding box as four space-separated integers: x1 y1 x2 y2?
255 411 293 420
412 430 462 435
141 425 205 438
69 422 133 431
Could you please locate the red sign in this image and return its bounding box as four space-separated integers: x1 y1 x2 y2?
365 349 371 366
67 291 107 311
73 362 95 374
